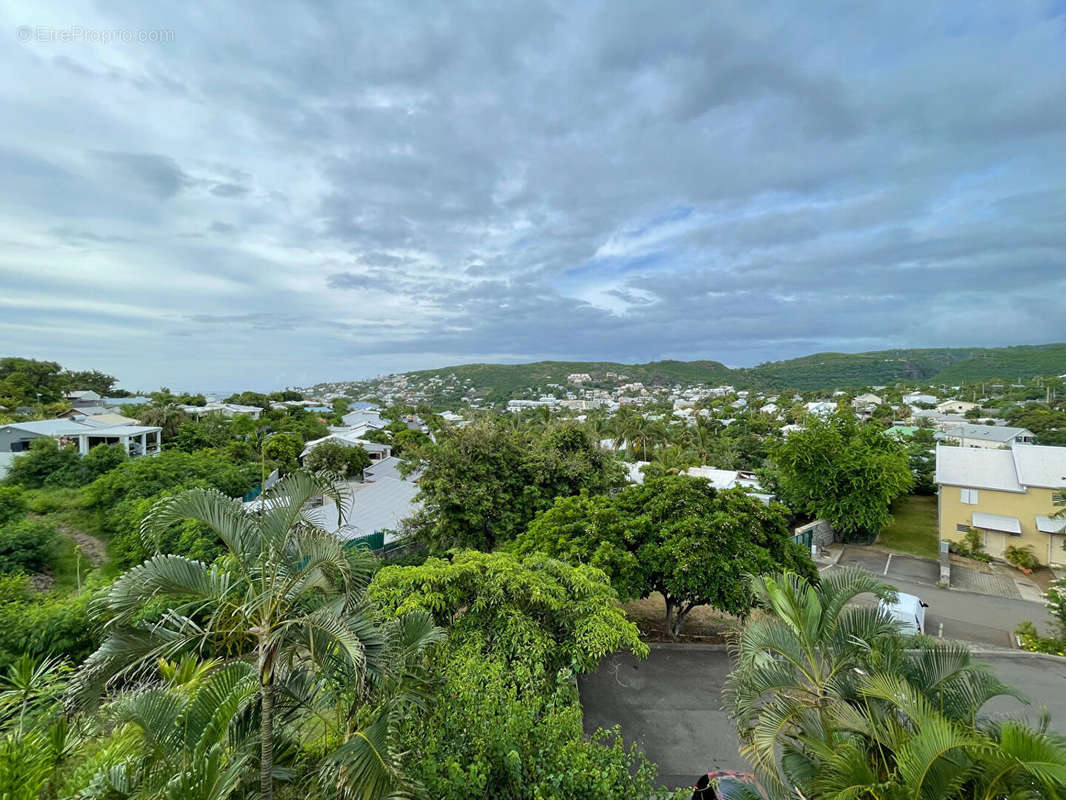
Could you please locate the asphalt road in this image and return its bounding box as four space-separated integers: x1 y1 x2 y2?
580 646 1066 791
826 550 1055 646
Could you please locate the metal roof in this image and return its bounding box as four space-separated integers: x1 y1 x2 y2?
942 424 1031 443
1011 445 1066 489
971 512 1022 535
935 446 1024 492
1037 516 1066 535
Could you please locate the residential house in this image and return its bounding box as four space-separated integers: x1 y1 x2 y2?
0 419 162 457
299 431 392 463
939 424 1036 449
937 400 979 415
805 401 836 417
180 402 262 420
341 409 386 429
64 390 103 408
903 392 938 406
684 466 773 504
852 393 883 409
936 444 1066 565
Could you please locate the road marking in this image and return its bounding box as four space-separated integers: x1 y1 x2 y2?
883 553 893 576
938 622 944 638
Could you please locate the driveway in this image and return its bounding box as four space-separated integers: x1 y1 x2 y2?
580 646 1066 790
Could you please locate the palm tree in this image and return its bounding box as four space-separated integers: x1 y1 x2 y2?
69 470 444 800
1053 487 1066 519
725 567 900 794
723 569 1066 800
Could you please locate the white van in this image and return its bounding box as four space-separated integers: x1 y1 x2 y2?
879 592 928 635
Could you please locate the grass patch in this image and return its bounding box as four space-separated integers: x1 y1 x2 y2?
877 494 939 559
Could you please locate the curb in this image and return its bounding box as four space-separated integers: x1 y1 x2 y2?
968 648 1066 664
648 642 729 652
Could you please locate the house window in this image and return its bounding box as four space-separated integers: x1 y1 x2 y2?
956 523 970 533
960 488 979 504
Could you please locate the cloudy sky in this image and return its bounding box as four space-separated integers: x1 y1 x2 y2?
2 1 1065 391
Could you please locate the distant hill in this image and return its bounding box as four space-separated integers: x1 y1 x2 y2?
397 344 1066 395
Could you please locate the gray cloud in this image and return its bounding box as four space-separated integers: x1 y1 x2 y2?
0 0 1064 390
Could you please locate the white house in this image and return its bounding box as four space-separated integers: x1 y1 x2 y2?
903 392 938 406
936 400 978 415
0 419 162 457
684 466 773 504
938 424 1036 449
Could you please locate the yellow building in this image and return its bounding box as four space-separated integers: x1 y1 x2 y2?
936 444 1066 565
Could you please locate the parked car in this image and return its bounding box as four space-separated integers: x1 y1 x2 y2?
879 592 929 634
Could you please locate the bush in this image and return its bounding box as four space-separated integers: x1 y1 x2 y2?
1015 621 1066 656
950 528 993 563
0 487 25 525
0 575 97 668
1006 544 1039 571
0 520 58 575
4 438 80 489
303 440 371 479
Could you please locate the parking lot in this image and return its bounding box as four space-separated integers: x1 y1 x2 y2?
837 547 941 585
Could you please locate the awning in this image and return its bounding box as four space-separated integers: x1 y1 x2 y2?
1037 515 1066 535
971 512 1022 535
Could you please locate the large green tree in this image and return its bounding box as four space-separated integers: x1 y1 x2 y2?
70 471 444 800
369 550 664 799
303 439 372 479
406 421 623 551
514 476 817 637
770 412 914 539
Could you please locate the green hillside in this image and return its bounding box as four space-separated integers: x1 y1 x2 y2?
397 344 1066 396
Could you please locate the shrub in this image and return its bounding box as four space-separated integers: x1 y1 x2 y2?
1005 544 1039 571
950 527 993 563
0 487 25 525
0 520 59 575
0 575 98 668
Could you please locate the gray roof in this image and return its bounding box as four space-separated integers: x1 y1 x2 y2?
1 419 93 436
1037 516 1066 534
1012 445 1066 489
942 424 1032 443
311 477 420 543
364 456 421 482
971 512 1022 535
1 419 160 438
935 446 1024 492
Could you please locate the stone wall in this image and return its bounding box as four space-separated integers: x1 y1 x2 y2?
794 519 835 549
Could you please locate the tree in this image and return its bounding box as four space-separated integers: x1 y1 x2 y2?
514 476 817 637
368 550 665 799
69 471 445 800
62 369 118 396
724 569 1066 800
907 426 938 495
304 439 371 479
408 422 623 551
770 412 914 539
260 432 301 475
135 404 190 440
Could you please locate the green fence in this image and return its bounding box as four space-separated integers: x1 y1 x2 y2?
791 529 813 549
345 531 407 556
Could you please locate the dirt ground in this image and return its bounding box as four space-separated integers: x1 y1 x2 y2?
61 525 107 566
622 592 738 643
